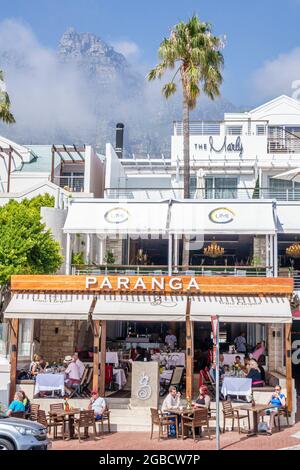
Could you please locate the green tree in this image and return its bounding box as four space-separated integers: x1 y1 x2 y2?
0 195 62 284
148 14 224 198
0 70 15 124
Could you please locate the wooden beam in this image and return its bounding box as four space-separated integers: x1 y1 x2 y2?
9 319 19 403
10 274 294 296
285 323 293 413
185 297 193 400
100 320 107 398
92 320 100 393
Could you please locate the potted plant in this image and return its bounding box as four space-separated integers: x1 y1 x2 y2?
104 249 115 265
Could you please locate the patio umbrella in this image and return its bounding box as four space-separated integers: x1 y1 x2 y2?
273 168 300 183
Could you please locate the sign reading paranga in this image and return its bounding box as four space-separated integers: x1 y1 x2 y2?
10 275 294 295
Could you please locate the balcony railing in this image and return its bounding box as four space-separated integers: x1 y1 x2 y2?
268 138 300 153
104 187 300 201
53 175 84 192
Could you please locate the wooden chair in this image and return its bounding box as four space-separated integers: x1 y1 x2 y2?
275 406 290 430
69 366 90 398
150 408 179 440
181 408 211 441
96 403 111 436
37 409 65 440
160 366 184 396
222 400 250 434
29 403 40 421
10 411 25 419
81 366 93 397
74 410 97 443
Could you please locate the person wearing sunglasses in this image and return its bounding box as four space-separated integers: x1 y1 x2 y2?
261 385 286 434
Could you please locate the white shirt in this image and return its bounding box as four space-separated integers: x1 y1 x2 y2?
161 393 180 412
65 362 80 381
91 397 106 415
76 359 85 379
165 334 177 350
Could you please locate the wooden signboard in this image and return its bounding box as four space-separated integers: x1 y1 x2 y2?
11 274 293 295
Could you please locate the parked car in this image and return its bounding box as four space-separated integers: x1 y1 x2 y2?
0 413 51 450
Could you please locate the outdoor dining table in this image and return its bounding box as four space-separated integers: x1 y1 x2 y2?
235 404 276 436
168 407 195 437
48 408 81 440
221 377 252 400
35 373 65 397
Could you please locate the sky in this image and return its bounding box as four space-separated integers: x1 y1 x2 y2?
1 0 300 106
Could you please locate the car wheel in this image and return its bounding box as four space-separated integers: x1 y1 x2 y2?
0 438 15 450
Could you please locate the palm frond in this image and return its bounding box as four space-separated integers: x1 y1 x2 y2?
0 92 15 124
162 82 177 99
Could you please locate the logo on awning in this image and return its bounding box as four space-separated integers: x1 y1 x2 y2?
104 207 129 224
209 207 235 224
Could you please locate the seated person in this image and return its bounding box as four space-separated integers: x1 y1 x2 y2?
19 390 31 415
251 341 266 362
209 358 225 382
134 347 148 362
88 390 106 420
6 392 25 416
194 385 211 411
31 355 48 377
246 359 264 387
73 352 85 379
234 355 242 367
64 355 81 388
257 356 266 384
161 386 181 413
261 385 286 434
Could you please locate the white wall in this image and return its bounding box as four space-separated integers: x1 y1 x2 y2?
84 146 105 197
41 207 68 273
105 143 127 189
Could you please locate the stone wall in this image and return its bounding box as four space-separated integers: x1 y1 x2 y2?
106 239 123 264
267 323 285 372
253 235 266 266
39 320 77 363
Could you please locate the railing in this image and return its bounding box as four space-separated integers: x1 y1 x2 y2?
53 175 84 192
104 187 300 201
72 264 269 277
268 138 300 154
173 120 269 136
174 121 221 136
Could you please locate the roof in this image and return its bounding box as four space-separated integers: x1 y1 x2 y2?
15 145 54 173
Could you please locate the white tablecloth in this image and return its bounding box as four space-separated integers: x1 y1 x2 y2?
222 353 245 366
35 373 65 395
160 370 173 382
113 368 127 390
105 352 119 367
221 377 252 398
151 353 185 367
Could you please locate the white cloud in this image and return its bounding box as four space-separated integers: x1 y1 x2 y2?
252 47 300 100
111 40 140 59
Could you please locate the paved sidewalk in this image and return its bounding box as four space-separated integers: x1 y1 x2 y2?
51 421 300 450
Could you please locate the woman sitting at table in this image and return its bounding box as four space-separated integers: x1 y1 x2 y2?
19 390 31 415
30 355 47 377
194 385 211 411
246 359 264 387
6 392 25 416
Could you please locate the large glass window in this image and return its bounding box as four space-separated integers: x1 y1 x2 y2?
269 177 300 200
18 320 33 358
205 177 238 199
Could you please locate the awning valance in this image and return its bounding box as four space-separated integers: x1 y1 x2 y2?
92 295 186 322
4 294 94 320
169 200 276 234
276 203 300 233
63 200 170 234
190 296 292 323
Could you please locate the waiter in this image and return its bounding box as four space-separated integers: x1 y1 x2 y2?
234 331 247 353
165 329 177 351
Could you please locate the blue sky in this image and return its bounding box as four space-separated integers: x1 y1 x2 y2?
1 0 300 105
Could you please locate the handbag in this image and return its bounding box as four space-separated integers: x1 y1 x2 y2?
258 421 269 433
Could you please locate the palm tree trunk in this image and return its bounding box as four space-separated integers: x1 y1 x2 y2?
182 90 190 269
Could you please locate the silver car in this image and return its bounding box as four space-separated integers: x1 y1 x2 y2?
0 412 51 450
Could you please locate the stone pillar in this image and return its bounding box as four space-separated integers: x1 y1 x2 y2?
253 235 267 266
106 239 123 264
267 324 284 372
131 362 159 408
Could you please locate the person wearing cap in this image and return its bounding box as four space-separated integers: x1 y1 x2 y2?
64 355 81 387
88 390 106 420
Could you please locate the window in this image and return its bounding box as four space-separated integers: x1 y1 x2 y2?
189 175 197 198
18 320 33 358
226 126 242 136
60 172 84 192
256 125 266 136
269 177 300 201
205 177 238 199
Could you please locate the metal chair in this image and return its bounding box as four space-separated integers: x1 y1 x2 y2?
150 408 178 440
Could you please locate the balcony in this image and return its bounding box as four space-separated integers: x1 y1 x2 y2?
53 175 85 192
104 187 300 201
268 138 300 154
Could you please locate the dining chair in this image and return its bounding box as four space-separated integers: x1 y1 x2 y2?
37 409 65 440
150 408 178 440
74 410 97 442
222 400 250 433
96 402 111 436
181 408 211 441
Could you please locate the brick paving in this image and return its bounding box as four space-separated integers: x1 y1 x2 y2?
51 421 300 450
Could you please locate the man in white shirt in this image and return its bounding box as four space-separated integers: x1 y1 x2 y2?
165 330 177 351
88 390 106 419
64 355 81 387
73 353 85 379
161 386 181 413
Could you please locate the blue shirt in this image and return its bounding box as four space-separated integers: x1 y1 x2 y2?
8 400 25 413
270 393 285 407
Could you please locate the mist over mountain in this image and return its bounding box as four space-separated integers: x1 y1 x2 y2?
0 21 242 156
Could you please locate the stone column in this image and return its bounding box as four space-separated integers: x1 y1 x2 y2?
131 362 159 408
253 235 267 266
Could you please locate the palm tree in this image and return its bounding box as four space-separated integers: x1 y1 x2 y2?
148 14 224 199
0 70 15 124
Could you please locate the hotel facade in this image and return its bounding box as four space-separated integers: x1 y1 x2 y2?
1 94 300 418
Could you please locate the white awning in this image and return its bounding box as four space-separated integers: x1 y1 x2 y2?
169 200 276 234
63 200 170 234
92 295 186 322
190 296 292 323
4 294 94 320
276 203 300 233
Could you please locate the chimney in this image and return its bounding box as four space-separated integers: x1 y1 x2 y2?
115 123 125 159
